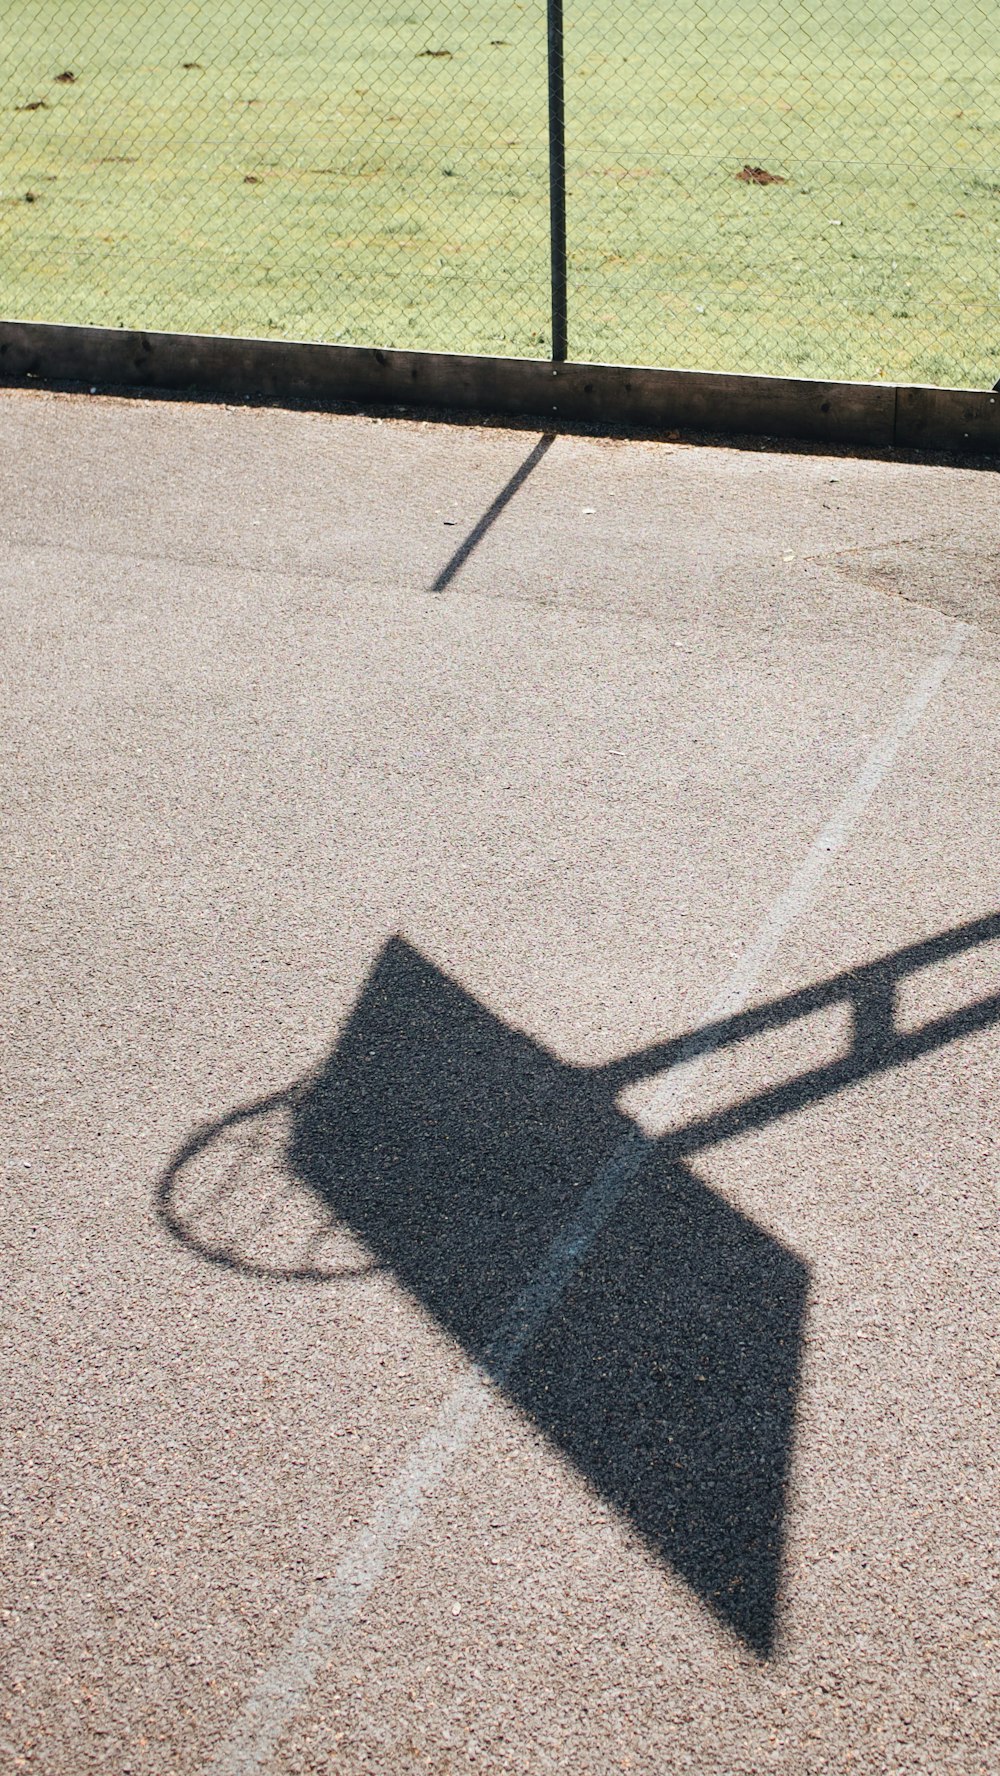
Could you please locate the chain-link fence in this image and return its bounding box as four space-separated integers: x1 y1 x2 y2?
2 3 997 388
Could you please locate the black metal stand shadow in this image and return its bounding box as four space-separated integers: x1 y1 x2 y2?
157 912 1000 1658
432 433 554 592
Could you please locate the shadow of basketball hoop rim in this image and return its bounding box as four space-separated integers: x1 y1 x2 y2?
156 910 1000 1659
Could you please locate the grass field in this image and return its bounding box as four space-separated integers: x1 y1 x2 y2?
2 2 998 386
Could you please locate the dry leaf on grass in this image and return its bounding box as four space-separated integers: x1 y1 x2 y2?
736 164 786 185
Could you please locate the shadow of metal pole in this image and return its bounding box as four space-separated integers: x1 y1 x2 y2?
431 433 555 592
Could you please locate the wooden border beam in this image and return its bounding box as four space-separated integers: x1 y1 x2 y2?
2 321 998 454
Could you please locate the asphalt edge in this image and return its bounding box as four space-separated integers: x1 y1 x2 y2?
2 320 999 455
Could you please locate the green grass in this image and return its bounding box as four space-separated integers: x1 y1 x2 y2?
2 1 998 385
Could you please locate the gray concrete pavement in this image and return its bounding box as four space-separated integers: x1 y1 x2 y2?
1 389 998 1775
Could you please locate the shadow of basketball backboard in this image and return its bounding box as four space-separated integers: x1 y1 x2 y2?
158 913 1000 1657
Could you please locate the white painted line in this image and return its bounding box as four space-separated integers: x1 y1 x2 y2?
210 621 967 1776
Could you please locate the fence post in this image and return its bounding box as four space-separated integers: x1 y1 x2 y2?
547 0 568 361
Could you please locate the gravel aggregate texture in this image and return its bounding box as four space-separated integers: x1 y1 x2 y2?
1 390 998 1775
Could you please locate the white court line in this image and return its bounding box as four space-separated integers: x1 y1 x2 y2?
211 621 967 1776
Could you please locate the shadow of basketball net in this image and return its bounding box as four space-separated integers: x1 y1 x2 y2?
158 913 1000 1657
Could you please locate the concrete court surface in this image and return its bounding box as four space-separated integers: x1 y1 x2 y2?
1 388 998 1776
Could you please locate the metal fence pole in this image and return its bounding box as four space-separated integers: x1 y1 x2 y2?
547 0 568 361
